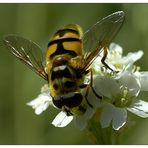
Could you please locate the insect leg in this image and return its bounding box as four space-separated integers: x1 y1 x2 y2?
84 69 102 108
63 106 73 116
101 46 114 71
84 85 93 108
90 69 102 99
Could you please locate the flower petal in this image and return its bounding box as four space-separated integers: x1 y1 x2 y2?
74 115 87 130
93 76 120 99
112 107 127 130
125 50 143 64
86 86 102 109
119 50 143 70
83 106 96 119
127 107 148 118
127 99 148 117
133 99 148 112
127 99 148 118
109 43 123 55
41 84 50 94
100 103 127 130
74 105 96 130
27 93 52 115
135 72 148 91
52 112 73 127
118 71 141 97
100 103 114 128
34 104 46 115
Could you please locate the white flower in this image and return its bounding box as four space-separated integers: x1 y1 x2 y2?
27 82 102 129
92 43 143 73
91 43 148 130
27 43 148 131
100 102 127 130
27 84 75 127
27 84 98 129
27 84 53 115
93 71 148 130
52 111 73 127
51 83 102 129
134 71 148 91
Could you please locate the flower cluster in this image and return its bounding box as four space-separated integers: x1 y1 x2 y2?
27 43 148 130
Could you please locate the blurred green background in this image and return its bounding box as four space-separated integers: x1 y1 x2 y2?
1 3 148 144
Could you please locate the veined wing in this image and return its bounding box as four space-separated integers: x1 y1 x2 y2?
3 35 48 81
82 11 125 72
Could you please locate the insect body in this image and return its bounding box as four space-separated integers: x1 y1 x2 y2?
3 11 125 116
46 24 86 115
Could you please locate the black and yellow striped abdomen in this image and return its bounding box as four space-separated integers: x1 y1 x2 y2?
45 24 85 114
46 24 84 69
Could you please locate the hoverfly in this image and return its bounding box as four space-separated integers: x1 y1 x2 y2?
3 11 125 116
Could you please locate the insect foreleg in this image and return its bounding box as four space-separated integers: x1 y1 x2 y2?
101 46 114 71
84 69 102 108
90 69 102 99
84 85 93 108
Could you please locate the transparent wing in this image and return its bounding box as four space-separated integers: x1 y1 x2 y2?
3 34 48 81
82 11 125 71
